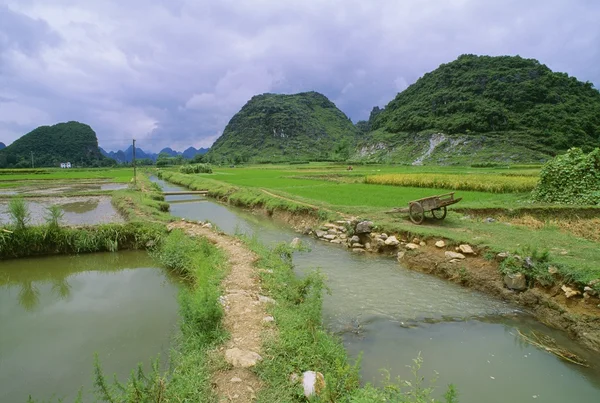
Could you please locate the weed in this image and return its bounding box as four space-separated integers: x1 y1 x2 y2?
8 197 30 230
44 205 64 229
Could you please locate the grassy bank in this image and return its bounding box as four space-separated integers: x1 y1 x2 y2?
157 170 335 220
93 230 228 402
244 236 457 402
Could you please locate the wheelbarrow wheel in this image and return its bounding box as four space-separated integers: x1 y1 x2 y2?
431 206 447 220
409 202 425 224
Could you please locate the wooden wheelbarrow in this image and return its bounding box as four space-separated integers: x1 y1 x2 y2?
385 192 462 224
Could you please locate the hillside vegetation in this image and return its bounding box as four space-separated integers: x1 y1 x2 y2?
207 92 358 163
0 121 109 168
357 55 600 164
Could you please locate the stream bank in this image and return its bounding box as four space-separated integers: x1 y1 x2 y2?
154 175 600 403
155 171 600 353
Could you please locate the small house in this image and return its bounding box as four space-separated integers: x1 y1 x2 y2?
60 162 72 168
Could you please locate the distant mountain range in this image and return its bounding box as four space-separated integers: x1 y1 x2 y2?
0 142 5 150
99 145 209 163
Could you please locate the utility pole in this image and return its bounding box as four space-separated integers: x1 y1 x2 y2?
132 139 137 187
31 152 34 168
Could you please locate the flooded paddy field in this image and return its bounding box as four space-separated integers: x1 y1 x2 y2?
0 251 180 402
0 196 124 225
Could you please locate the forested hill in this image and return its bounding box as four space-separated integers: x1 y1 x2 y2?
207 92 358 163
0 122 108 168
367 55 600 158
0 142 5 150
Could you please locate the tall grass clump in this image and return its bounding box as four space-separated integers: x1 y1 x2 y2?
179 163 213 174
44 205 64 229
365 173 537 193
94 230 227 402
532 147 600 205
8 197 30 230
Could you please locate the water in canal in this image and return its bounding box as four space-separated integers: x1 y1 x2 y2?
153 176 600 403
0 251 180 402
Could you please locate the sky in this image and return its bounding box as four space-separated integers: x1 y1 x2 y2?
1 0 599 152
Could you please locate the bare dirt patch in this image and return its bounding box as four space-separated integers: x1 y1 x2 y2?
168 221 273 402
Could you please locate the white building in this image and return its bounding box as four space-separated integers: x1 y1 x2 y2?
60 162 72 168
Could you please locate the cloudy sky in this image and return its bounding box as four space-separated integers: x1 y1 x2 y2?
1 0 599 152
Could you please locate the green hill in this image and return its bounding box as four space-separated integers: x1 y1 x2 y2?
207 92 358 163
357 54 600 164
0 122 109 168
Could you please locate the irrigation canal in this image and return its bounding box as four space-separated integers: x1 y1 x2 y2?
153 176 600 403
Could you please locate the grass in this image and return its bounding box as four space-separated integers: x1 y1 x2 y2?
365 173 538 193
159 163 600 291
244 236 458 402
91 230 228 403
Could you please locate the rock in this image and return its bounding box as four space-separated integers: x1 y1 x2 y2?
583 292 591 300
412 238 420 244
290 238 302 248
351 243 364 248
379 233 388 240
258 295 277 304
352 248 366 253
524 257 535 269
202 222 213 229
504 273 527 291
485 217 496 223
449 259 461 264
419 241 426 247
330 239 343 244
459 244 475 254
327 228 339 235
230 377 242 383
435 240 445 248
405 243 420 250
496 252 510 262
376 238 386 247
339 234 347 240
364 242 372 250
225 348 263 368
584 286 593 293
262 316 275 323
384 236 400 246
301 371 326 398
548 266 559 274
397 251 405 260
355 221 373 234
350 235 360 244
445 251 465 260
561 285 581 298
181 218 186 222
589 279 600 287
315 230 327 238
323 223 338 229
323 234 336 240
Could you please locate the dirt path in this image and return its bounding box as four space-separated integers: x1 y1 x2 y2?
168 221 272 402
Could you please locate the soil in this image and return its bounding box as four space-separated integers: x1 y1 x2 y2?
168 221 273 402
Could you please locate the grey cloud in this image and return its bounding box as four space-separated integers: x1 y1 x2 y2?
0 0 599 152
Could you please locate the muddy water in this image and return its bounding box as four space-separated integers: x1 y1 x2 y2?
0 196 123 225
153 177 600 402
0 251 180 402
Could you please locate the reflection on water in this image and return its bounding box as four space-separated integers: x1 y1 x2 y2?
60 199 100 213
0 251 180 402
152 176 600 403
0 196 123 225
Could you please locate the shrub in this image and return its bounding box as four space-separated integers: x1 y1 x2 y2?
532 148 600 205
179 163 213 174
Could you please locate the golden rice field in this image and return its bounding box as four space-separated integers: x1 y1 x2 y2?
364 173 538 193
